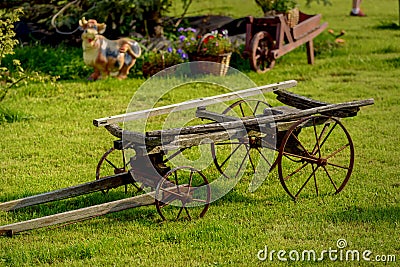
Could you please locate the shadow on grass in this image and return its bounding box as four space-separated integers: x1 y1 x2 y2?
328 206 400 223
375 22 400 30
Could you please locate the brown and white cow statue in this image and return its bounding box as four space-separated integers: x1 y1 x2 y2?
79 17 141 80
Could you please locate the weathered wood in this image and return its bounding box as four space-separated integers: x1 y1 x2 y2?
162 128 247 151
271 22 328 58
0 173 133 212
292 14 322 40
93 80 297 127
274 89 361 117
145 98 374 137
274 89 328 109
195 107 240 123
0 191 156 236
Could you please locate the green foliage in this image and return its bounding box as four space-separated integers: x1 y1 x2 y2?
255 0 331 13
3 45 91 80
0 106 31 124
0 8 22 66
255 0 298 13
306 0 331 7
0 7 59 124
142 48 187 77
178 28 233 56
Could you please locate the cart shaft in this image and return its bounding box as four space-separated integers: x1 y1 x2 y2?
0 191 156 237
0 172 133 212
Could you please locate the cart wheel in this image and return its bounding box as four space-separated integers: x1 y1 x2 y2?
211 99 276 179
250 31 275 73
277 115 354 200
155 166 211 221
96 147 129 194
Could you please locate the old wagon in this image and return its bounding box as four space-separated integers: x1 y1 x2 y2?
0 80 373 236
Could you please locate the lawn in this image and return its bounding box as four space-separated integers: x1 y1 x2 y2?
0 0 399 266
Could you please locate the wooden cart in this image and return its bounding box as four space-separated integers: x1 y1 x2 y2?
0 80 374 236
243 12 328 73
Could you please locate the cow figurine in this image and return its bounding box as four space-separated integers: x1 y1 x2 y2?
79 17 141 80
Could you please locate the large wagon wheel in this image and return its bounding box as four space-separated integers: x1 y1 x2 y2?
96 147 129 194
211 99 276 180
250 31 276 73
277 115 354 200
155 166 211 221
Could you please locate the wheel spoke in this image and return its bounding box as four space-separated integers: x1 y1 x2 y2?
246 146 256 173
160 188 182 198
256 147 272 167
284 162 309 181
163 148 187 163
295 165 319 198
218 143 245 169
253 101 261 116
174 171 180 193
282 151 318 163
313 119 322 158
319 121 338 149
104 158 119 170
290 132 312 157
326 143 350 160
239 103 245 117
184 207 191 220
311 123 330 155
176 206 184 220
235 146 250 178
327 162 349 170
312 164 319 196
188 171 194 188
322 165 338 191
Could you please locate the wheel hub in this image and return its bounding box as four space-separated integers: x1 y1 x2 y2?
316 158 328 167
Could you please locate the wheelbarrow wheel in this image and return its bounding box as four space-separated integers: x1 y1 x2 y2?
277 115 354 200
96 147 129 194
250 31 275 73
211 99 276 180
155 166 211 221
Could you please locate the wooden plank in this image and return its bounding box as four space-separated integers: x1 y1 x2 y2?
0 191 156 236
272 22 328 58
0 173 133 212
292 14 322 40
195 107 240 123
93 80 298 127
163 128 247 151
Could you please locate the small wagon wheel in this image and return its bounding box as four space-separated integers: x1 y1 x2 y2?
277 115 355 200
250 31 275 73
211 99 276 180
155 166 211 221
96 147 129 194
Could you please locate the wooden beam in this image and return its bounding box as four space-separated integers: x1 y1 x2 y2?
0 173 133 212
0 191 156 236
145 98 375 137
93 80 298 127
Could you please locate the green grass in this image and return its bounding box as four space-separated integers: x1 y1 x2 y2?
1 0 400 266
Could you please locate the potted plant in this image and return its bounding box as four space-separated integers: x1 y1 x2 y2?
177 27 233 76
142 47 188 77
255 0 331 27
